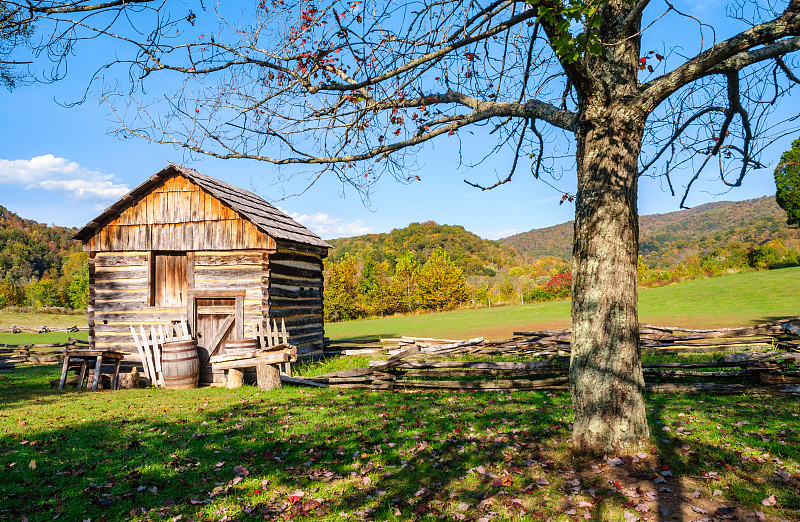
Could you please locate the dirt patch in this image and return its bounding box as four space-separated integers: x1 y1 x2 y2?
468 320 571 341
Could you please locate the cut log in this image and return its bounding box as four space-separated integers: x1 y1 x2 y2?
512 328 571 337
782 323 800 337
643 369 759 378
342 348 385 356
225 369 244 389
280 375 328 388
642 361 738 369
370 358 570 370
305 372 395 384
759 372 800 384
256 363 281 390
722 352 800 367
394 376 569 389
213 353 290 370
394 368 569 378
381 336 462 343
641 337 775 347
645 382 750 394
26 355 61 364
644 345 772 355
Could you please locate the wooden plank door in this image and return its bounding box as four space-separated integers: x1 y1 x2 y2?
195 297 241 365
152 253 188 307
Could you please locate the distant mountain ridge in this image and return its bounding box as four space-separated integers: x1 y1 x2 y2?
501 196 799 268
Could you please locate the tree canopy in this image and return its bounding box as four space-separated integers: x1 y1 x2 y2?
775 136 800 226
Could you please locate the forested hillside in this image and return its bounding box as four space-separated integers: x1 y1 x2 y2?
327 221 518 276
502 196 799 269
323 196 800 321
0 206 87 309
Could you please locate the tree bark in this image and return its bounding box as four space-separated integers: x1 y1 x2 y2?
570 102 649 453
566 0 651 455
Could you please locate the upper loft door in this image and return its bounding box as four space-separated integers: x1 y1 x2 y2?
151 252 188 307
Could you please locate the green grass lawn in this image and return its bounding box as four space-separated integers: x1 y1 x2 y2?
0 365 798 521
0 310 86 329
1 268 799 520
327 267 800 341
0 310 88 347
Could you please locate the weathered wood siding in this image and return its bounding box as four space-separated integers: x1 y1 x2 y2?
90 250 267 354
90 251 179 353
266 249 325 354
84 172 328 359
85 174 276 252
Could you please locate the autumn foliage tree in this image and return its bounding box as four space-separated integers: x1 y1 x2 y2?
108 1 800 453
417 248 469 311
775 136 800 226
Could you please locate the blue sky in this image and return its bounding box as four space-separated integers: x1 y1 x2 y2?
0 2 795 240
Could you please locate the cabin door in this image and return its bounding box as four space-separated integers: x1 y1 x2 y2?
192 295 244 365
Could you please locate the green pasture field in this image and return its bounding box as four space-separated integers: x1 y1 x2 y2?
0 310 89 347
0 310 86 329
1 365 798 521
326 266 800 341
0 266 796 346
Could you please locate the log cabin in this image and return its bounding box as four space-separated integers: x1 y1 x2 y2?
73 163 331 383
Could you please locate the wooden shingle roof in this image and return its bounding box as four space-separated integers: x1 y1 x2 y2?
72 163 332 250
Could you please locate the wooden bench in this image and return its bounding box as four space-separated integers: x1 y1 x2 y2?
210 345 297 389
58 350 125 391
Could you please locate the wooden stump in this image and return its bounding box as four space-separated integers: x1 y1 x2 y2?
118 368 140 389
226 369 244 389
257 363 281 390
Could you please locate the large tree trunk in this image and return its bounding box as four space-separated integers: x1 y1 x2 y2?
570 103 650 454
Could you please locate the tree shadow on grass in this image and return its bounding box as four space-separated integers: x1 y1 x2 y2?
0 371 576 521
644 392 799 522
1 366 798 521
752 316 800 326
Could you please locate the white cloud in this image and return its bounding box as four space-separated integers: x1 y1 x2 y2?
477 228 520 240
0 155 130 201
280 208 372 239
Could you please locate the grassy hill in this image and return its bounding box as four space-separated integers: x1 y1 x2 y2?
501 195 799 268
326 265 800 340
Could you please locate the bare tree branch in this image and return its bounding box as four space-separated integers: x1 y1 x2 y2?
642 0 800 110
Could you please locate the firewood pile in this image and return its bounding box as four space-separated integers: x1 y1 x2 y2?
301 318 800 394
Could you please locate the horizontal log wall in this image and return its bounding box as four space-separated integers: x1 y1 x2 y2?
266 250 326 354
90 250 269 353
86 174 275 252
89 251 181 353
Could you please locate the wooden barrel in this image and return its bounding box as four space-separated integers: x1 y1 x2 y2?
223 339 259 356
161 340 199 389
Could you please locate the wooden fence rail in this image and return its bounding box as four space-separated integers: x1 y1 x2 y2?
0 325 90 334
301 319 800 394
0 338 90 370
